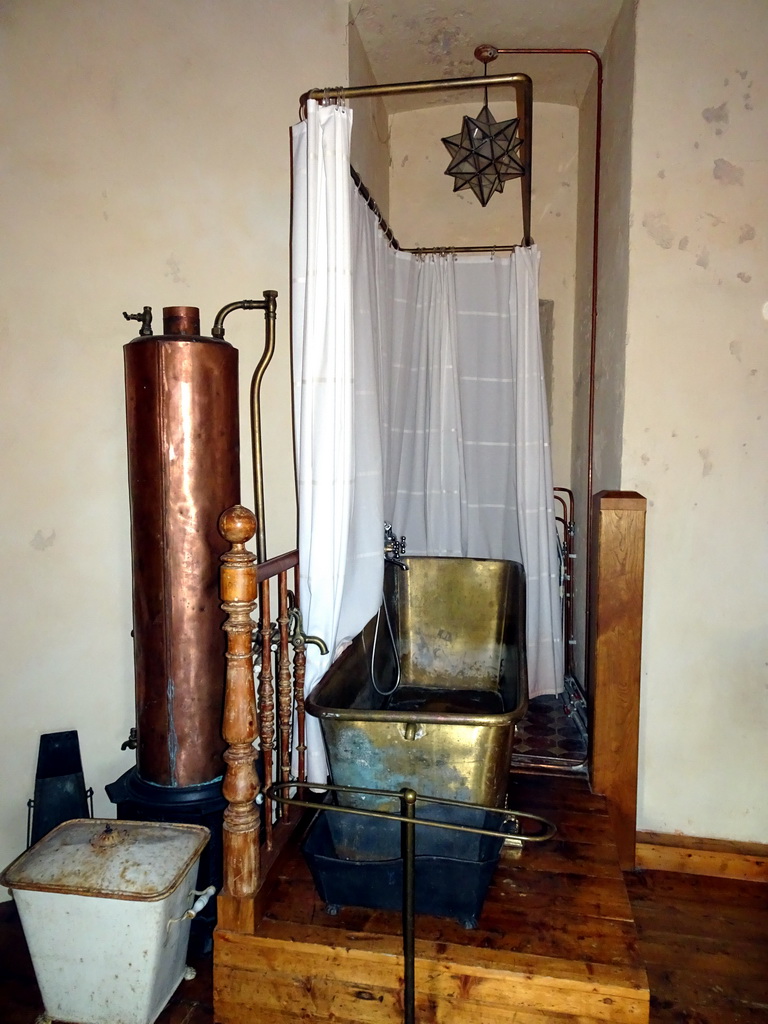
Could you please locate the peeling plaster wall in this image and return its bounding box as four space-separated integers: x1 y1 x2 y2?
388 101 578 489
348 20 391 219
0 0 349 878
627 0 768 841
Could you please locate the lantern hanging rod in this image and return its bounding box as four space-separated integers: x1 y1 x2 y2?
301 72 533 245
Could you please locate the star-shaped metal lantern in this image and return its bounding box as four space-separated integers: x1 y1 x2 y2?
442 104 525 207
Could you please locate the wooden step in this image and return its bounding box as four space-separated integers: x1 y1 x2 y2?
214 774 650 1023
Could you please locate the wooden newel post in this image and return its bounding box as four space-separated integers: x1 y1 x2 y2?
589 491 647 871
218 505 260 932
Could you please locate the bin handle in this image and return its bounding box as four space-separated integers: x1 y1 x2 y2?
167 885 216 931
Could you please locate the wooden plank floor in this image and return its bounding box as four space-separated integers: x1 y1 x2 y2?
214 773 650 1023
626 870 768 1022
2 790 766 1023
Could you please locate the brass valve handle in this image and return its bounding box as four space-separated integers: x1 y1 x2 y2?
288 606 328 655
122 306 153 336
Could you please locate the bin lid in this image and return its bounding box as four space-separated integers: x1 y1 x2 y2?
0 819 210 901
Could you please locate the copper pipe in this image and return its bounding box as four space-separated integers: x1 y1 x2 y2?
211 293 277 563
304 73 534 245
250 292 277 564
163 305 200 336
125 309 240 788
481 46 603 692
554 485 575 526
302 70 531 105
554 489 576 679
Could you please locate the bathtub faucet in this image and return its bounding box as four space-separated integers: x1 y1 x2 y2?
384 522 408 570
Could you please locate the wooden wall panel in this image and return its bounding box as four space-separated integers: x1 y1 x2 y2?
636 831 768 882
589 491 647 871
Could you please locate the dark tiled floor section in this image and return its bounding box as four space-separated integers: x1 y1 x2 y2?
512 693 588 766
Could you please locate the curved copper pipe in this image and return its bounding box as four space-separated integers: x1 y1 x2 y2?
250 292 277 564
480 46 603 689
211 293 279 564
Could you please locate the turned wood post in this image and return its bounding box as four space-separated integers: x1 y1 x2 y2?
218 505 260 932
257 578 275 848
292 566 308 788
276 571 293 817
589 491 647 870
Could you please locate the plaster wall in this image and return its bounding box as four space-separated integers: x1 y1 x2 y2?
388 101 579 488
627 0 768 841
0 0 349 877
348 21 391 219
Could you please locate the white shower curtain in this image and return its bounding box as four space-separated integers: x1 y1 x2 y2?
291 101 384 783
382 253 467 555
292 107 563 783
380 249 563 697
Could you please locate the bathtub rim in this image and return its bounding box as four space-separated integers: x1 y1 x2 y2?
306 620 528 730
306 553 528 727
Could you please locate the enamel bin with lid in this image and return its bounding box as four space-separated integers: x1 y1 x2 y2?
0 818 212 1024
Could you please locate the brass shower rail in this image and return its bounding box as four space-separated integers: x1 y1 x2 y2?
301 72 533 246
352 165 521 254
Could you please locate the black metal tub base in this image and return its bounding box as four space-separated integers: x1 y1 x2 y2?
302 809 504 929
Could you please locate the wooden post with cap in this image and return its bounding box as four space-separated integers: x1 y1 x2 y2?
589 491 647 870
217 504 260 934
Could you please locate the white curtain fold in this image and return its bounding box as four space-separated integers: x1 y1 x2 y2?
291 101 384 783
382 254 467 555
509 248 564 699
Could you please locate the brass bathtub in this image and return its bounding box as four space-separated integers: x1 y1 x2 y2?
306 556 528 853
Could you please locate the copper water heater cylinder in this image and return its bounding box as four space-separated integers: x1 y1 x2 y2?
125 307 239 789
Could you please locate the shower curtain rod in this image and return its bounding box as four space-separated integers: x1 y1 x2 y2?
351 166 519 255
302 72 533 246
351 166 401 249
